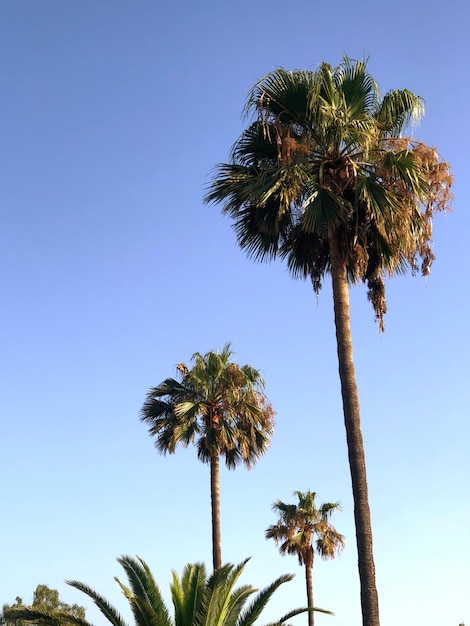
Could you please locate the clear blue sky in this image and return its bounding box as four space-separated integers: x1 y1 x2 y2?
1 2 469 626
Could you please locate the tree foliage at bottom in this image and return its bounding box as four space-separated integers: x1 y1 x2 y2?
1 557 332 626
1 584 86 626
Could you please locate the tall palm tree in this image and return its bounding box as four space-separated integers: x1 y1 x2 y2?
1 557 332 626
266 491 344 626
140 343 275 571
205 56 453 626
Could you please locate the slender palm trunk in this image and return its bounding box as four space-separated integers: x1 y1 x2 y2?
305 556 315 626
210 454 222 570
328 230 380 626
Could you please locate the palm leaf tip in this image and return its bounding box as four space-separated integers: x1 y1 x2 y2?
277 605 334 623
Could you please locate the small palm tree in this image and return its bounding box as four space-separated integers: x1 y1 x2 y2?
140 343 275 570
206 56 453 626
1 557 332 626
266 491 344 626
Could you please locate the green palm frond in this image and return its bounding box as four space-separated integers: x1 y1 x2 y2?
319 502 342 519
120 557 169 616
171 563 207 626
302 187 349 234
124 597 158 626
381 149 429 197
273 604 334 625
196 562 248 626
66 581 128 626
236 574 293 626
233 202 291 262
334 56 379 117
230 123 278 168
220 586 255 626
174 400 201 420
246 68 314 124
355 176 399 237
316 530 346 560
280 226 329 286
0 609 93 626
376 89 424 135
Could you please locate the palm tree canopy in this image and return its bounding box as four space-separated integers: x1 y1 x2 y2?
206 56 453 330
1 557 332 626
266 491 345 567
140 343 275 469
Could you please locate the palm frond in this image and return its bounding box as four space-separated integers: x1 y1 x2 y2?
221 586 256 626
302 187 349 234
171 563 207 626
0 609 94 626
381 149 429 198
196 562 248 626
236 574 293 626
246 68 314 125
334 55 379 117
274 605 334 624
115 557 172 626
376 89 424 135
66 581 128 626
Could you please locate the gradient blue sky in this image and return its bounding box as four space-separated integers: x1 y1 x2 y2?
1 2 469 626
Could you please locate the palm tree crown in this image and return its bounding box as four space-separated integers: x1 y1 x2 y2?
266 491 344 626
266 491 345 565
206 56 452 330
1 556 332 626
141 343 274 468
140 343 275 570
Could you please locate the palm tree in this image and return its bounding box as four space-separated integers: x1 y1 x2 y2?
205 56 453 626
1 557 332 626
266 491 344 626
140 343 275 571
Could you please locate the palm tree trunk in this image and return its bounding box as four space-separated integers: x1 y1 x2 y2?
328 230 380 626
210 454 222 570
305 558 315 626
